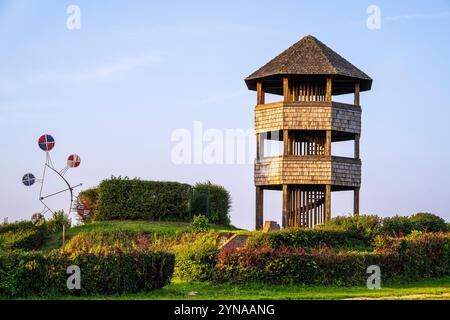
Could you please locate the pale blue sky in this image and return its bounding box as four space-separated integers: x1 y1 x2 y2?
1 0 450 229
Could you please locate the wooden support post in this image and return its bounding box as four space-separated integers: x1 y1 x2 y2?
325 76 332 102
325 184 331 222
283 77 290 102
325 130 332 156
354 133 360 160
283 130 289 156
256 187 264 230
353 187 360 217
257 81 265 105
282 184 289 228
354 80 360 106
256 133 265 160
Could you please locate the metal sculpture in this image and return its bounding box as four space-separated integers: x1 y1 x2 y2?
22 134 84 229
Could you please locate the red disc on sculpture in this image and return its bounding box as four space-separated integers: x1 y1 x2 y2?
67 154 81 168
38 134 55 152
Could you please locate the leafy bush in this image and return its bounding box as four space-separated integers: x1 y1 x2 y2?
381 215 415 237
409 213 447 232
0 249 175 297
94 176 192 221
63 230 149 255
174 234 218 281
0 221 36 234
191 182 231 225
191 215 210 232
321 215 382 240
0 221 47 251
249 227 368 249
46 211 71 233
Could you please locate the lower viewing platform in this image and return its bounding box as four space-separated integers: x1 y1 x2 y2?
254 155 361 189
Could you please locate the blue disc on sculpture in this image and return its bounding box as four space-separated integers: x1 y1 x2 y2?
22 173 36 186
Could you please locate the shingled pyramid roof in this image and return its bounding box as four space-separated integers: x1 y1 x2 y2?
245 35 372 95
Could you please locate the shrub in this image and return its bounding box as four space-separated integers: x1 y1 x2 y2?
63 230 147 255
174 234 218 281
46 211 71 233
382 215 415 237
322 215 382 240
0 221 36 234
409 213 447 232
0 251 48 297
0 249 175 297
373 232 450 279
0 221 47 251
249 227 368 249
191 215 210 233
191 182 231 225
95 176 192 221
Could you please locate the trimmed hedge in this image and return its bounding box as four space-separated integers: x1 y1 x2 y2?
216 245 385 285
216 232 450 286
0 249 175 297
80 177 232 224
94 177 192 221
248 228 369 249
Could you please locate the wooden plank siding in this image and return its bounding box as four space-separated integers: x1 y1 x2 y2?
254 101 361 134
254 155 361 188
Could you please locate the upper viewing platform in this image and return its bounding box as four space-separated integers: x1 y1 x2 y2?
255 101 361 137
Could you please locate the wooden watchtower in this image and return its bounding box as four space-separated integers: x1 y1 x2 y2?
245 35 372 229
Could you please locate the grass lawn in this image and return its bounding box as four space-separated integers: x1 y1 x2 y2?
42 220 241 251
30 277 450 300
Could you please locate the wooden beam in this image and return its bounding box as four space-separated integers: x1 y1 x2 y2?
257 81 265 105
325 130 332 156
325 184 331 222
256 187 264 230
325 76 332 102
283 77 290 102
353 187 360 217
354 80 360 106
256 133 265 160
354 133 360 160
282 184 289 228
283 130 289 156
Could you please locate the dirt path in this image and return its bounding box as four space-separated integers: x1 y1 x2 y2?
344 292 450 300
